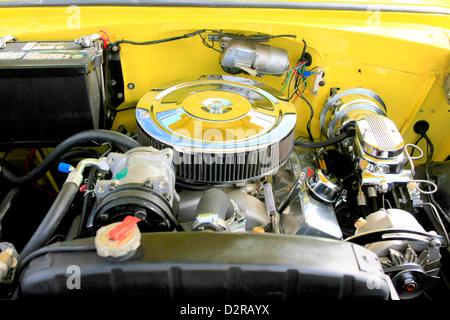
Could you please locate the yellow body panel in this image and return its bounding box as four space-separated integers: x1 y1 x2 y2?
1 3 449 162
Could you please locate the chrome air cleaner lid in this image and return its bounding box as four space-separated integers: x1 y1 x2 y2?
136 75 297 183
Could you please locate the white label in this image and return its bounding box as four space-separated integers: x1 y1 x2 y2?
0 51 25 60
21 42 68 51
21 42 36 50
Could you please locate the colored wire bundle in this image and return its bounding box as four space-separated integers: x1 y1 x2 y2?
107 29 296 51
282 62 316 142
280 61 307 93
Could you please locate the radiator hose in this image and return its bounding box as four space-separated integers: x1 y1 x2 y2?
1 129 140 186
18 181 80 259
294 132 348 149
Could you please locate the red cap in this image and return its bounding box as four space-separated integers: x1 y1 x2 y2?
108 216 141 242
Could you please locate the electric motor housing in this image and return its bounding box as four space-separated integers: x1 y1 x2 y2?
219 38 290 76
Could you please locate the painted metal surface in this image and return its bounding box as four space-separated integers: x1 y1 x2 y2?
0 2 448 161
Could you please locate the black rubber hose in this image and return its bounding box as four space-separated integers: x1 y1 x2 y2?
294 132 348 149
18 182 80 259
0 187 21 223
78 166 97 237
1 130 140 186
60 148 100 162
176 180 212 191
0 187 21 238
369 196 378 214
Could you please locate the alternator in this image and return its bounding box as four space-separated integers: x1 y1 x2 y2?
348 208 443 299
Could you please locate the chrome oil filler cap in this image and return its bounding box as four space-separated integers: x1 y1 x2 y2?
306 169 343 203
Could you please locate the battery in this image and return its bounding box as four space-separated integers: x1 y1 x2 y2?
0 40 104 145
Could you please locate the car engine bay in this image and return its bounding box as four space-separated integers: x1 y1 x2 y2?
0 3 449 301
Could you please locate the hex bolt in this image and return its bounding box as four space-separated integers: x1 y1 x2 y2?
134 209 147 221
159 220 169 229
144 181 153 189
430 238 442 249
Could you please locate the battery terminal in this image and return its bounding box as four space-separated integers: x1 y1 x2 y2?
0 35 17 49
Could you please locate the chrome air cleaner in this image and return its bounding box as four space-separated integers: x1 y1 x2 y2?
136 75 297 183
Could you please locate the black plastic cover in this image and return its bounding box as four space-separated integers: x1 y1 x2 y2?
18 232 392 299
0 41 103 145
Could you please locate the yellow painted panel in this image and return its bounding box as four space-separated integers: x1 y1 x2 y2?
0 5 449 160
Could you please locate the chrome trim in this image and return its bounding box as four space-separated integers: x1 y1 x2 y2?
306 169 343 203
137 76 296 153
320 88 387 138
2 1 449 15
137 75 296 183
355 113 404 159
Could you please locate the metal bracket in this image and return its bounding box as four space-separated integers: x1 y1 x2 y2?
310 66 324 95
74 33 102 48
345 228 443 248
0 35 17 49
